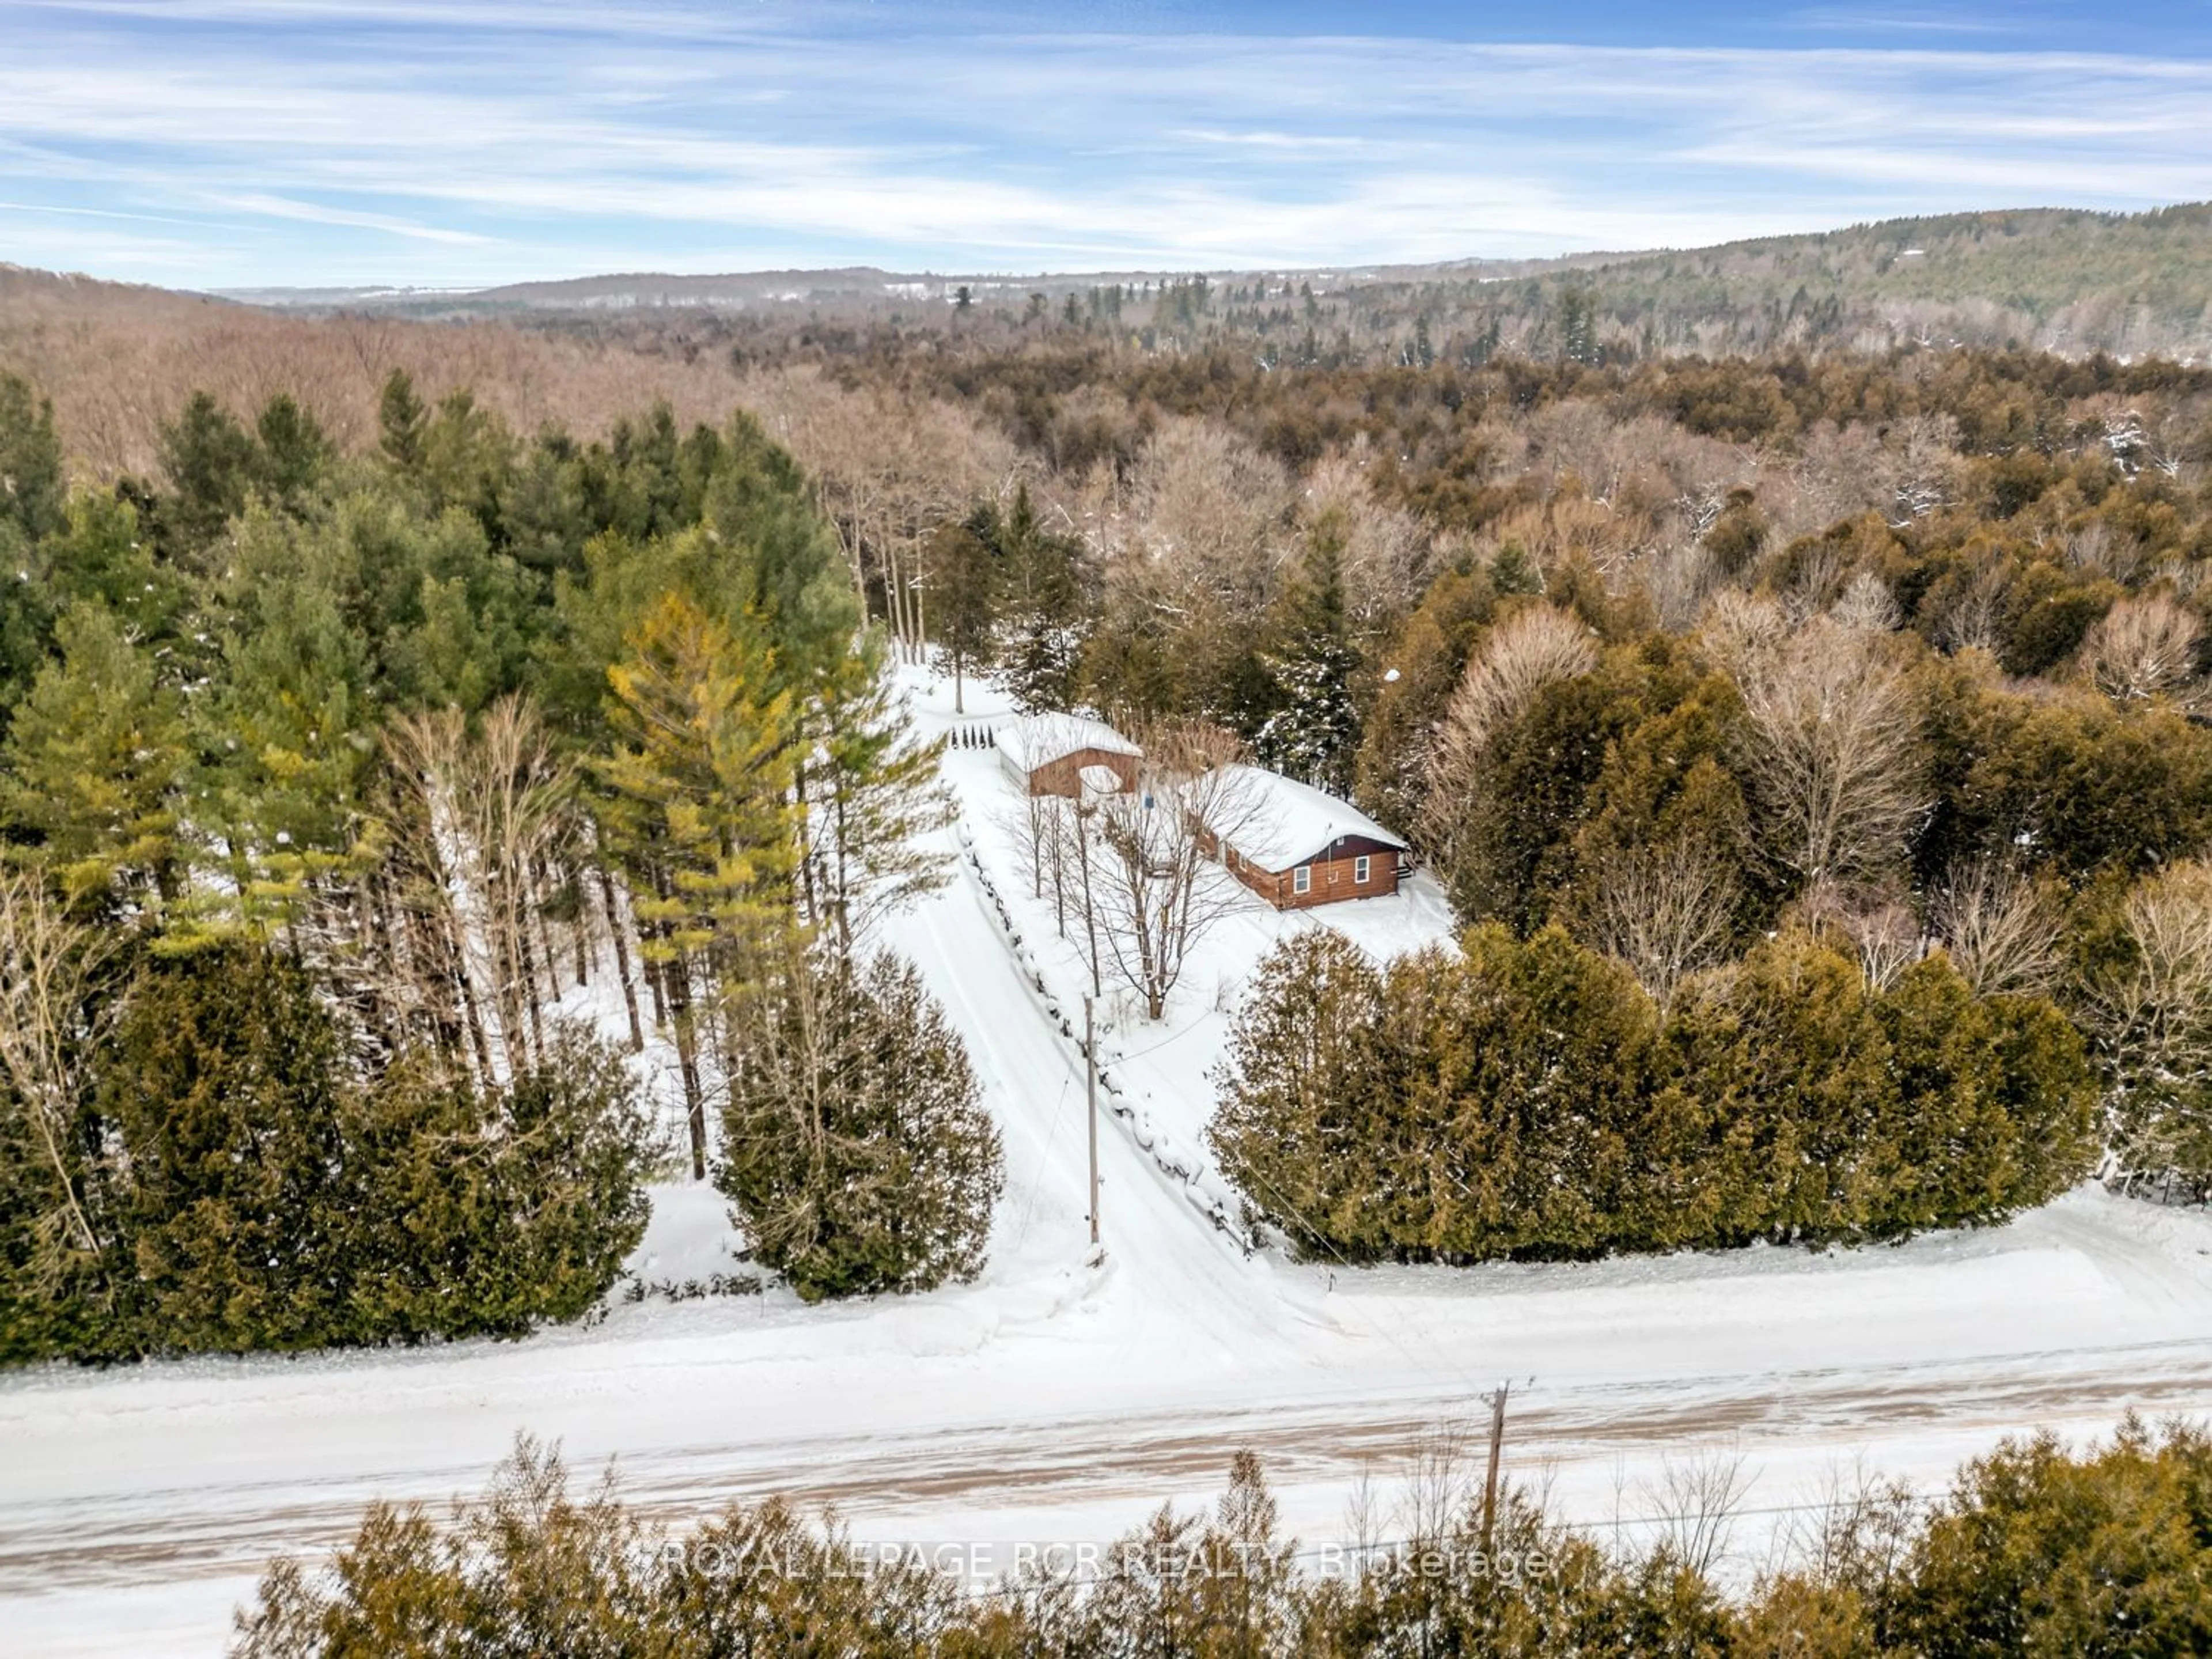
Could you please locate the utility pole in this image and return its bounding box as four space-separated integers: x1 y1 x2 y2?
1084 995 1101 1256
1084 995 1100 1252
1480 1381 1510 1548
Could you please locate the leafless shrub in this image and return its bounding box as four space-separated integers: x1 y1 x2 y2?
1803 882 1925 991
1391 1423 1476 1550
2080 592 2205 706
1573 839 1741 1009
1830 569 1900 634
2066 518 2149 586
1641 1450 1752 1577
1733 618 1925 889
1928 858 2062 996
1421 604 1597 857
1768 1461 1919 1599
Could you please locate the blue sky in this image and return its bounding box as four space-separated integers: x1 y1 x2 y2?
2 1 2210 289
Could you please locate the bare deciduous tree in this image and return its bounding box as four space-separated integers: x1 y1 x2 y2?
1092 722 1263 1020
0 872 114 1282
1298 446 1431 621
1574 840 1741 1009
1641 539 1720 635
1696 589 1789 679
1928 554 2009 657
2080 592 2204 706
385 695 574 1082
1928 858 2062 996
1830 569 1900 634
1643 1450 1752 1578
1733 618 1925 891
1421 603 1598 858
2089 860 2212 1190
744 368 1018 655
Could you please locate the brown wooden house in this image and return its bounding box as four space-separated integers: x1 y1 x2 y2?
998 715 1142 798
1207 765 1410 910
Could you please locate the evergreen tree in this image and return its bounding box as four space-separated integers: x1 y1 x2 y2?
0 523 50 741
253 393 332 508
1350 562 1496 835
598 592 798 967
40 489 188 646
800 628 952 952
0 371 66 545
1897 1421 2212 1658
376 368 427 471
187 507 381 943
156 389 259 562
993 486 1086 712
99 941 353 1351
87 946 651 1355
926 516 996 713
1213 924 2094 1264
0 601 187 906
719 946 1001 1301
0 376 65 740
416 388 517 536
702 410 862 694
1253 528 1360 791
1205 932 1386 1257
596 592 798 1176
338 1027 653 1340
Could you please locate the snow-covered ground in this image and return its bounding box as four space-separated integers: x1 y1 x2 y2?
5 668 2211 1656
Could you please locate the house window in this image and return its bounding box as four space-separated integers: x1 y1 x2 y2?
1293 866 1311 895
1355 855 1371 884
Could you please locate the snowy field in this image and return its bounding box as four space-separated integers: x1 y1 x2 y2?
4 669 2211 1655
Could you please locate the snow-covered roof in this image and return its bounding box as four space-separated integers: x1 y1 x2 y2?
1216 764 1407 870
999 714 1141 771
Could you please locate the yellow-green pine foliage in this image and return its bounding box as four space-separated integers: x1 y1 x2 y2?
598 590 798 968
0 601 185 907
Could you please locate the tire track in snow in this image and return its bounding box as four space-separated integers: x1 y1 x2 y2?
6 1336 2209 1592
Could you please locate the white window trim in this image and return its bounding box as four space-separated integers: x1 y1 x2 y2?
1292 865 1311 895
1355 855 1371 884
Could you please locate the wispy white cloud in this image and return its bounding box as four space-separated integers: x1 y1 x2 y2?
208 194 493 244
0 5 2206 286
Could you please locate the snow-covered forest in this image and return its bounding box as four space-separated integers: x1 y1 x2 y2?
5 306 2212 1652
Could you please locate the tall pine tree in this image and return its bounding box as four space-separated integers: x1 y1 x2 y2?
595 592 798 1176
0 602 186 908
992 487 1086 712
1253 528 1359 792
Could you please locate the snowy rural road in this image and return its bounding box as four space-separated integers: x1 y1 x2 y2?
5 1312 2211 1654
9 1336 2212 1584
7 678 2212 1654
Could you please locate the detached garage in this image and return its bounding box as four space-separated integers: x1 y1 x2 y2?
998 715 1142 798
1210 765 1410 910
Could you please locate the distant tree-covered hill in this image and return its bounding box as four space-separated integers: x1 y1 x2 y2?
1350 203 2212 364
179 200 2212 366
